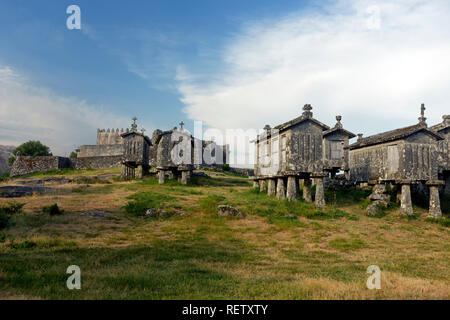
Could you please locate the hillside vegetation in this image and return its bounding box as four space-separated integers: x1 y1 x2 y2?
0 167 449 299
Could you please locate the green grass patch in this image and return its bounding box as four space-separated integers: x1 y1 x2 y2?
329 237 366 251
325 186 371 206
123 192 176 216
426 216 450 227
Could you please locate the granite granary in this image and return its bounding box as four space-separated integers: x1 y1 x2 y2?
252 104 355 207
349 104 449 218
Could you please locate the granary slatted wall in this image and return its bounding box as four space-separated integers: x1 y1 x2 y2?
437 140 450 170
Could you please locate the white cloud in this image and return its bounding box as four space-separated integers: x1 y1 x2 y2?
0 66 128 156
178 0 450 137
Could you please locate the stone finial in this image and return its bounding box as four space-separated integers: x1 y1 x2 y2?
357 133 363 141
179 121 185 130
263 124 271 132
418 103 427 126
302 104 313 118
335 115 343 128
131 117 138 132
443 115 450 125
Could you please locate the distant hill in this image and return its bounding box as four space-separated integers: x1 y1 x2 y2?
0 145 15 173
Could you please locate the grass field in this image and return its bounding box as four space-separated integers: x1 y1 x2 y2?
0 167 449 300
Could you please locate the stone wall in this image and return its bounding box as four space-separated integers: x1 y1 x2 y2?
72 155 124 170
229 167 254 177
77 144 124 158
10 156 71 177
96 129 125 145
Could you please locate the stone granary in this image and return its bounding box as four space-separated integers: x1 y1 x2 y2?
253 104 355 207
153 122 229 185
349 104 445 218
431 115 450 194
119 118 152 180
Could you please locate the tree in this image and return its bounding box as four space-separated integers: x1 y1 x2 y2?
8 141 52 165
69 151 77 159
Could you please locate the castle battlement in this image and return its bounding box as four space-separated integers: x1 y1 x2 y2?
96 128 126 145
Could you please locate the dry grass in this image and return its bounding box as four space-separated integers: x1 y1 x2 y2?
0 169 448 299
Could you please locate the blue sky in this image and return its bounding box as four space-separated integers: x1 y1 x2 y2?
0 0 309 140
1 0 450 159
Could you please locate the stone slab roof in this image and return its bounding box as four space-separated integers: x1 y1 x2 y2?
274 114 330 132
430 115 450 132
323 126 356 138
121 131 152 145
349 123 443 150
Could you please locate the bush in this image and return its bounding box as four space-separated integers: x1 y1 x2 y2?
0 202 25 215
42 203 64 216
0 213 10 230
0 171 10 182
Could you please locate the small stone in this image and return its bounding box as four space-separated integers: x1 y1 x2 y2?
366 203 382 216
145 208 161 217
217 205 246 218
284 214 298 220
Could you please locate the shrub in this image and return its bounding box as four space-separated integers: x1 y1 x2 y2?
0 213 10 230
0 202 25 215
42 203 64 216
0 171 10 182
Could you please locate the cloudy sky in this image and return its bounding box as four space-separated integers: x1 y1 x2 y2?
0 0 449 158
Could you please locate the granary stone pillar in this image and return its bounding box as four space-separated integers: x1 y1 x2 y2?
181 170 190 185
158 170 165 184
303 177 313 203
259 179 267 193
344 170 350 180
137 165 143 179
286 176 297 201
276 178 286 200
426 181 444 218
400 183 414 216
267 179 276 196
314 176 326 208
120 164 127 180
253 179 259 189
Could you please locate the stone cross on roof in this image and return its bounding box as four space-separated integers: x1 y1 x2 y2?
131 117 138 132
179 121 184 130
302 104 313 118
141 128 146 135
418 103 427 126
335 115 343 128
